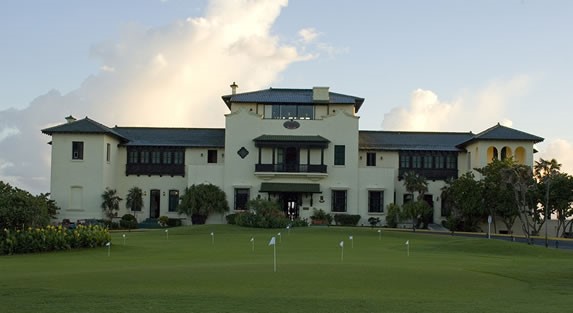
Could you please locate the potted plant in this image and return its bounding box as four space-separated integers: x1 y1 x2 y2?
310 208 331 225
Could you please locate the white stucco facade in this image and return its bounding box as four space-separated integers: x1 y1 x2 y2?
42 86 543 229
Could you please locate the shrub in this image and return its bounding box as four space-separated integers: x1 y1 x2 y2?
310 208 332 225
368 217 381 227
167 218 182 227
158 216 169 227
0 224 110 255
333 214 361 226
385 203 401 228
225 213 237 225
120 214 138 229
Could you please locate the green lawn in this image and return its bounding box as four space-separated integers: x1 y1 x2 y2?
1 225 572 313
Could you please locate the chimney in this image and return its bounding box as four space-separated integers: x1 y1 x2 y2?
65 115 76 123
312 86 329 102
230 82 238 95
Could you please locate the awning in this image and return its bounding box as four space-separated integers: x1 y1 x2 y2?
260 182 321 193
253 135 330 148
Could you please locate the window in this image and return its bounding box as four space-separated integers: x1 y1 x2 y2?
434 155 444 168
334 145 345 166
128 150 138 163
368 191 384 213
151 151 161 164
332 190 347 212
423 155 432 168
366 152 376 166
446 155 457 169
163 151 172 164
174 151 184 164
168 190 179 212
208 149 218 163
412 156 422 168
141 151 150 163
72 141 84 160
234 188 249 210
106 143 111 162
399 155 410 168
270 104 315 120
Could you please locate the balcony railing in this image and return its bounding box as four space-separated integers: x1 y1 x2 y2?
398 168 458 181
126 163 185 176
255 164 327 174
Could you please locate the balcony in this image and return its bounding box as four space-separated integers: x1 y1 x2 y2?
398 168 458 181
255 163 327 180
126 163 185 177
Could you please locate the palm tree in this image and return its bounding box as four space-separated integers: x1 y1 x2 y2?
403 171 428 201
402 171 430 230
125 186 144 220
101 187 122 221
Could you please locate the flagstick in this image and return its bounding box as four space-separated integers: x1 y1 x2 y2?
278 232 281 244
273 242 277 272
165 229 169 240
122 233 126 246
251 237 255 252
211 232 215 246
349 235 354 249
378 229 382 240
341 244 344 262
106 242 111 257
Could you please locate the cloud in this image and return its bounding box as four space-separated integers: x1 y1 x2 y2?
381 75 531 132
298 28 318 43
0 0 314 194
538 139 573 176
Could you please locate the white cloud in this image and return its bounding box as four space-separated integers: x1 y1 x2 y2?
0 0 315 194
0 127 20 142
298 28 318 43
381 75 531 132
538 139 573 175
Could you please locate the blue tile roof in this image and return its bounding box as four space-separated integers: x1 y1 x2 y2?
359 131 472 151
458 123 544 145
41 117 127 140
114 127 225 147
222 88 365 111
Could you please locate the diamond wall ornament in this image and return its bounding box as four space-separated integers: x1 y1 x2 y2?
237 147 249 159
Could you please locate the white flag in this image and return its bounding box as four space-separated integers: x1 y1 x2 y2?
405 240 409 245
269 236 276 246
105 242 111 247
377 229 381 233
277 232 281 236
165 229 168 233
210 232 214 236
339 241 344 248
286 226 290 230
349 236 353 240
250 237 254 242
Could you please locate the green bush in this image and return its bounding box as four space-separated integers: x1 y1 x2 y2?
158 216 169 227
385 203 401 228
0 224 111 255
333 214 361 226
167 218 182 227
225 213 237 225
120 214 138 229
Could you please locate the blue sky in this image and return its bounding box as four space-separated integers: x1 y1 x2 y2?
1 0 572 194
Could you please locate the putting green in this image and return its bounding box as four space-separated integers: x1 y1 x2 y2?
1 225 571 313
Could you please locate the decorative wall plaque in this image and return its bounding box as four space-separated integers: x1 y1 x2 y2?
283 120 300 129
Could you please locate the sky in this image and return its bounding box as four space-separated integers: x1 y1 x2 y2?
1 0 572 195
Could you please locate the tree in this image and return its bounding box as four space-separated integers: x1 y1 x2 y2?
501 164 537 243
177 184 229 224
403 171 428 200
442 172 484 232
402 171 430 230
476 159 519 233
101 188 122 221
0 181 60 229
125 187 144 220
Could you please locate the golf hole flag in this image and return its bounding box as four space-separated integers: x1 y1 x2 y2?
339 241 344 248
269 236 277 272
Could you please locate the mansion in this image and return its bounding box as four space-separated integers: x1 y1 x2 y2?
42 85 543 226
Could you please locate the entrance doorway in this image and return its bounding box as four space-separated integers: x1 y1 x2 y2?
150 189 160 218
284 147 299 172
280 192 301 220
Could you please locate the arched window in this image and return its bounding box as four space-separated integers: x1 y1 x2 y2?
501 146 512 160
487 146 498 163
515 147 526 164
